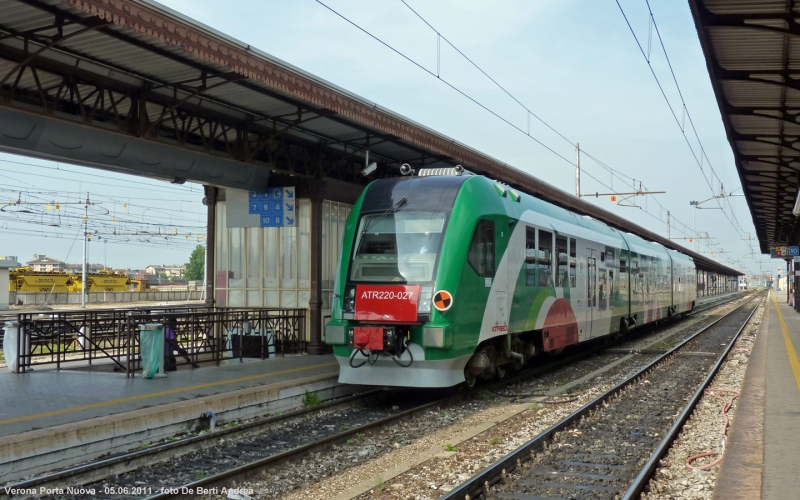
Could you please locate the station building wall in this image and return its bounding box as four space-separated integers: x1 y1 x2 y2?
213 188 352 340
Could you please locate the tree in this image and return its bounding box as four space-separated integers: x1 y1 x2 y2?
185 245 205 281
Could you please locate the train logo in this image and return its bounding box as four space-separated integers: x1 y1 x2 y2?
433 290 453 312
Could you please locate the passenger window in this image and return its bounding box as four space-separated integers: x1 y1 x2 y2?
598 269 608 310
605 247 616 267
538 229 553 287
569 238 577 288
468 220 495 278
556 235 568 287
525 227 536 286
609 271 614 306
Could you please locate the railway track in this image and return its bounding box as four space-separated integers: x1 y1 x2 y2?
4 292 749 500
441 292 764 500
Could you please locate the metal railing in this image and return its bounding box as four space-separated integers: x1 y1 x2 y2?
5 306 306 376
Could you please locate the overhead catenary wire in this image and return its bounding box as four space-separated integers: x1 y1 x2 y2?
641 0 750 243
398 0 761 265
614 1 750 246
316 0 727 256
397 0 740 254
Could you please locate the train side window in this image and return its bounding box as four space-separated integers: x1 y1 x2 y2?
598 269 608 310
609 271 614 305
605 247 616 267
468 220 495 278
538 229 553 287
555 234 568 287
569 238 577 288
525 227 536 286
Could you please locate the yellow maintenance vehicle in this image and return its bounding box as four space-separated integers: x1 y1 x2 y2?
68 269 131 293
9 267 74 293
128 279 152 292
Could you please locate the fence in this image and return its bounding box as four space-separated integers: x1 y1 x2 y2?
3 306 306 376
9 291 204 306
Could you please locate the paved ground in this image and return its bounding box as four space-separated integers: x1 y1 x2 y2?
0 354 338 437
762 292 800 499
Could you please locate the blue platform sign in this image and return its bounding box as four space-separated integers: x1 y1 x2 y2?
790 246 799 256
249 187 296 227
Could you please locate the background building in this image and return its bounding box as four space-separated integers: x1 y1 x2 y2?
26 255 65 272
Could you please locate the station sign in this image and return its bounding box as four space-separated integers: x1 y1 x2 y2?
248 187 296 227
771 246 789 258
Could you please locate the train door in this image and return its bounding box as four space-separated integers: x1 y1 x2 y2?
586 249 598 337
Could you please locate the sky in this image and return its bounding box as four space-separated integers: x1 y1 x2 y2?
0 0 780 276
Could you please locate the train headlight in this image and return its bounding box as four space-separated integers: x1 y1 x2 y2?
343 286 356 313
423 326 446 348
325 323 346 345
418 286 433 313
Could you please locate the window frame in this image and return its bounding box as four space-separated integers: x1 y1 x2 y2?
467 219 496 278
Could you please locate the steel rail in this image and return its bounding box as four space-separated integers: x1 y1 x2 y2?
4 390 378 493
620 295 763 500
441 293 762 500
139 349 611 499
144 293 749 499
1 333 627 496
4 291 746 496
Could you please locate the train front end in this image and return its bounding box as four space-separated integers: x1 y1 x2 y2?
324 172 470 388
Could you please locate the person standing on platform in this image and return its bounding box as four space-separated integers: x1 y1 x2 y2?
164 317 179 372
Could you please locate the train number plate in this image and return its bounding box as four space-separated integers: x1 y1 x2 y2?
354 285 420 322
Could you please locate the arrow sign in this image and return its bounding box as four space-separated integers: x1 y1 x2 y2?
285 189 294 199
286 217 294 226
285 203 294 212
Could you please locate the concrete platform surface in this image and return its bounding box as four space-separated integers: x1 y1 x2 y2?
714 290 800 500
0 354 338 437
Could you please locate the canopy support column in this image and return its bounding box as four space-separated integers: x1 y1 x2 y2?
307 179 327 355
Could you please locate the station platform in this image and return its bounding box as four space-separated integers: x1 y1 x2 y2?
0 354 350 483
714 290 800 499
696 290 744 305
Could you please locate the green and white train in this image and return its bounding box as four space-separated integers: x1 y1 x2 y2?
324 169 696 388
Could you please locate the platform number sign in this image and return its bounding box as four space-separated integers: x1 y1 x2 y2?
248 187 296 227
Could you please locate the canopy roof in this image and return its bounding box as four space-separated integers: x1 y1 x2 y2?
690 0 800 254
0 0 741 275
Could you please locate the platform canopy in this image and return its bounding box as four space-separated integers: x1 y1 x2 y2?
690 0 800 254
0 0 740 275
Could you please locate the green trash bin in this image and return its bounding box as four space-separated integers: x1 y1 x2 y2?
139 323 165 379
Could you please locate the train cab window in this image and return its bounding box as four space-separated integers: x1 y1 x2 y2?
350 211 446 283
468 220 495 278
525 227 536 286
569 238 577 288
538 229 553 287
555 234 568 287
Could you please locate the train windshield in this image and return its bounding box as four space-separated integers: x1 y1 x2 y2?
349 211 447 283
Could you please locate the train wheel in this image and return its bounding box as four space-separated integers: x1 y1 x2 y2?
464 369 478 390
